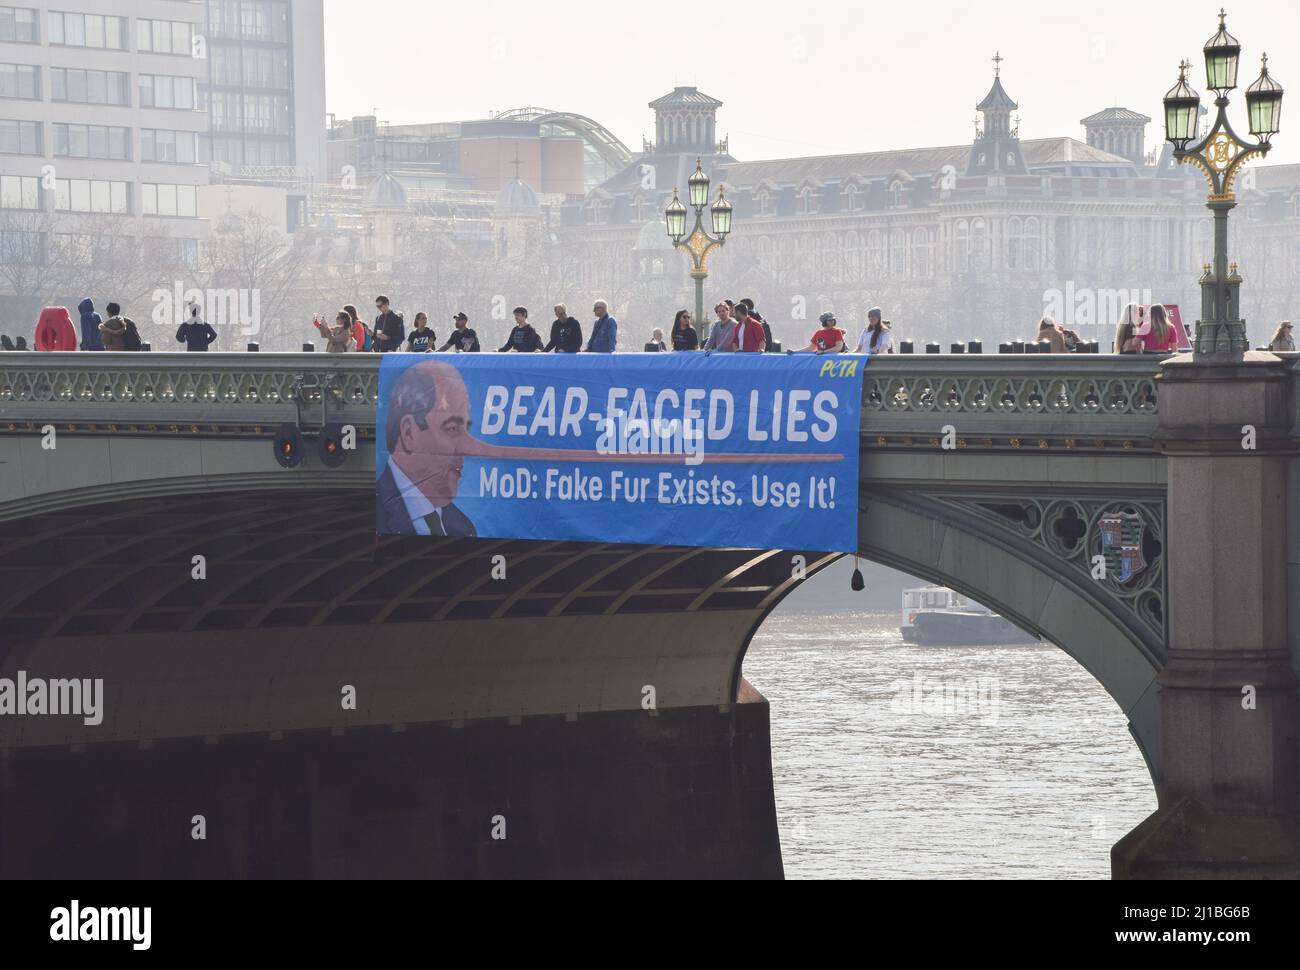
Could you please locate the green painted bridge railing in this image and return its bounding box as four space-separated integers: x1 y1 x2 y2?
0 352 1174 441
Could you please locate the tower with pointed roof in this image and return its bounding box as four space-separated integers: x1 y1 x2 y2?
1081 107 1153 165
649 86 724 154
966 53 1028 176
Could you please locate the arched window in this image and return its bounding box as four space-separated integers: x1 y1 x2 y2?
800 232 817 279
1023 217 1040 272
913 227 933 278
822 233 842 284
754 189 771 217
867 229 885 276
971 218 988 269
953 219 970 272
799 186 818 215
844 230 862 282
889 228 907 278
889 181 904 208
843 184 860 212
1007 216 1023 270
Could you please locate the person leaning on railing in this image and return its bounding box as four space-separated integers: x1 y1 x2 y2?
670 310 699 351
1114 303 1144 354
1135 304 1180 354
854 307 896 355
1036 316 1080 354
1269 321 1295 352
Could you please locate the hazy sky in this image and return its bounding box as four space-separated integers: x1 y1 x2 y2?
324 0 1299 167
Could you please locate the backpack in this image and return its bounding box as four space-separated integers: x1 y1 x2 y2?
123 318 142 352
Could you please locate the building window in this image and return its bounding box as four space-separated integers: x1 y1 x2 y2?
137 19 194 56
0 228 45 264
55 178 130 214
47 11 127 50
843 185 860 212
141 182 198 217
798 186 818 215
889 228 907 277
0 173 39 209
142 128 198 164
889 181 904 208
1023 217 1040 272
913 228 933 278
971 218 989 268
51 68 131 105
139 75 197 111
867 229 885 276
0 117 40 154
0 63 39 99
54 123 131 160
953 219 970 272
0 6 38 42
754 189 771 217
1007 217 1023 269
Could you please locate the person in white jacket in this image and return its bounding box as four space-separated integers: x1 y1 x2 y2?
854 307 895 355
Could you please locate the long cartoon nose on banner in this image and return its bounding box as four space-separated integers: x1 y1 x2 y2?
458 436 843 465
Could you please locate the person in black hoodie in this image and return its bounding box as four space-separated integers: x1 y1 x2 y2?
544 303 583 353
78 298 104 351
176 303 218 351
439 313 481 352
372 295 405 353
499 307 544 353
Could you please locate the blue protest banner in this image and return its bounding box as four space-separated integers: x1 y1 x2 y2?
376 353 865 553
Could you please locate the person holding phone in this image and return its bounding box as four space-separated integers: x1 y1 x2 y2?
312 311 355 353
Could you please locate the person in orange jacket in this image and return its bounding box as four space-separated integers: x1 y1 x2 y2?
35 307 78 352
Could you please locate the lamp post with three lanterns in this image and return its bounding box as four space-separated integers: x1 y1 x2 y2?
1163 9 1283 358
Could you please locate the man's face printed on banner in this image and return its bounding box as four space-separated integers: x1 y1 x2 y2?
396 362 472 508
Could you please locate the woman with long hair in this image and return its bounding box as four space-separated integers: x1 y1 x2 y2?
1139 303 1180 354
1269 320 1295 352
854 309 895 355
1114 303 1143 354
343 304 372 352
670 309 699 351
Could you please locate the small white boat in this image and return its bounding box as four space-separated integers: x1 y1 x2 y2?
900 587 1038 646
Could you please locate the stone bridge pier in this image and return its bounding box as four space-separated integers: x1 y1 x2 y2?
1114 354 1300 878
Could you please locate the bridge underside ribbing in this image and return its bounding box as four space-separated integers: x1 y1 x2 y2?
0 489 820 877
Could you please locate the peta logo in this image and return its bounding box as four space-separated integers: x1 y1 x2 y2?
818 359 860 379
50 901 151 951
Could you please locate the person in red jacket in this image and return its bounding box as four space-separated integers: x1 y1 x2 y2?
35 307 78 352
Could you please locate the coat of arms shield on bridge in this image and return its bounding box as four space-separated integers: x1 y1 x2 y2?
1099 511 1148 583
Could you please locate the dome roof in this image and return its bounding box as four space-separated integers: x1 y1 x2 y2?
365 173 408 209
496 178 539 213
634 216 675 252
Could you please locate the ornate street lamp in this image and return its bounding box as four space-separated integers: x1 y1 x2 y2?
666 159 733 327
1164 10 1283 357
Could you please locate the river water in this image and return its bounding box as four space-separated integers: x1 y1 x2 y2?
743 610 1158 880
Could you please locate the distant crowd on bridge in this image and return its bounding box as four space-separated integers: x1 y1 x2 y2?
1 294 1296 356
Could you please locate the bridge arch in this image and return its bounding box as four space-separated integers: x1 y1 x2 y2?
733 489 1163 786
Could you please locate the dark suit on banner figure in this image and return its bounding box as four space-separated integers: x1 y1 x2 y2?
378 360 478 537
